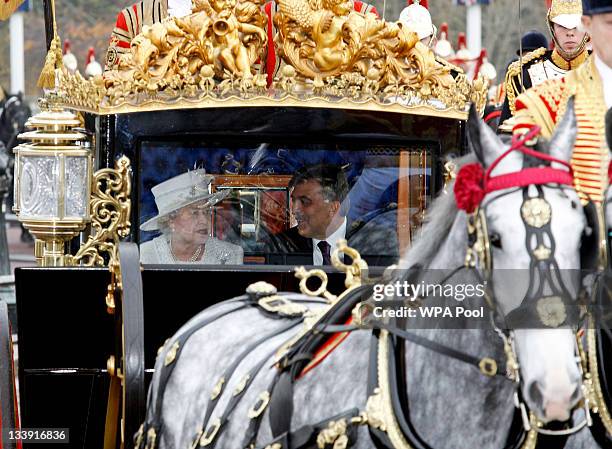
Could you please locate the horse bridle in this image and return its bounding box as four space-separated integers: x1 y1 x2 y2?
457 127 596 437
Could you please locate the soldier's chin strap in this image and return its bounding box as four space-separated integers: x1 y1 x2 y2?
546 13 590 62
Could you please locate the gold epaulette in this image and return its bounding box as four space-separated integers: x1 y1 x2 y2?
504 47 548 115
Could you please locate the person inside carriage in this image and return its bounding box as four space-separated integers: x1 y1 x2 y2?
264 164 399 266
139 169 244 264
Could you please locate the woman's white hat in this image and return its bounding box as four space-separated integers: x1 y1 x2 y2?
140 169 229 232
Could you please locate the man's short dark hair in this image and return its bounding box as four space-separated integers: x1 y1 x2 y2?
289 163 350 206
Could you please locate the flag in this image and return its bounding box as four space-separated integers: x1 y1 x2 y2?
1 0 25 20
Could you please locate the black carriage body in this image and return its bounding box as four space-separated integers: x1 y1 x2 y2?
17 106 465 448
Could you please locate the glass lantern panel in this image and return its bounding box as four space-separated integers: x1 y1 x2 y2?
64 156 89 218
19 155 59 219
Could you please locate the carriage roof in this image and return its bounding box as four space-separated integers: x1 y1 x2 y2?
51 0 486 120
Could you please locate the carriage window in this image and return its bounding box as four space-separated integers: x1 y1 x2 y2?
138 142 433 267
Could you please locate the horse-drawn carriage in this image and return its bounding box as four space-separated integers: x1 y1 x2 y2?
5 0 612 448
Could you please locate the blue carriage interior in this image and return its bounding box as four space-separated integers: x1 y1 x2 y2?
138 141 433 265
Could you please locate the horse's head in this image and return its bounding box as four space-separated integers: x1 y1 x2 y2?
464 100 586 424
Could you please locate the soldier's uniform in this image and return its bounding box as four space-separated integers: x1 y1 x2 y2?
499 0 590 125
105 0 170 71
513 56 609 202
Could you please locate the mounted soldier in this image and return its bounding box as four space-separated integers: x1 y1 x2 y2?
513 0 612 205
500 0 591 125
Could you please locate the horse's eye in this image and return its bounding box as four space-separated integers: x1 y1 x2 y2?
490 233 502 249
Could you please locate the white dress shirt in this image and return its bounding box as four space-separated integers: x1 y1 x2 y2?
595 55 612 109
312 218 347 266
168 0 192 17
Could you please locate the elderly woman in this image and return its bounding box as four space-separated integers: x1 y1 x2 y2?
140 169 243 264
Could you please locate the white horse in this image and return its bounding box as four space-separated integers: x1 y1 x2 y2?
136 102 603 449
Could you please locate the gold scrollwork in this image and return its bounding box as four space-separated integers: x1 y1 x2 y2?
316 419 349 449
53 0 486 118
70 156 132 267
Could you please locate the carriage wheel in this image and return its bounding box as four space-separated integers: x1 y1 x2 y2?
104 243 145 449
0 300 19 449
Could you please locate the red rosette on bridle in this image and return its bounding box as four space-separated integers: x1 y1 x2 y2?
454 163 485 213
608 160 612 186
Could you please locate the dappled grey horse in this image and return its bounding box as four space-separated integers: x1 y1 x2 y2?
136 103 606 449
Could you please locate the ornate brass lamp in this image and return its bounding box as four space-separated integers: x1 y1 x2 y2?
13 104 92 266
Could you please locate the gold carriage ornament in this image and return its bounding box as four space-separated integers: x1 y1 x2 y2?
52 0 488 117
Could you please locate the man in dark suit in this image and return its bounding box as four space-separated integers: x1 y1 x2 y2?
265 164 399 266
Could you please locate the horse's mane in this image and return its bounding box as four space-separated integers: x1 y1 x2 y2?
399 153 477 269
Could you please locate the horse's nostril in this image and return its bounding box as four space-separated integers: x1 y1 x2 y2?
528 380 544 408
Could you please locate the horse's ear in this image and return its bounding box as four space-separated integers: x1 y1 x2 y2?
548 96 577 163
606 107 612 150
467 103 504 167
467 104 486 165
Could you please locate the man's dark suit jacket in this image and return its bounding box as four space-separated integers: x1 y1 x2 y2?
264 220 400 267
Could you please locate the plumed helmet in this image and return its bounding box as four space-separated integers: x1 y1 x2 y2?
435 22 454 58
547 0 589 60
582 0 612 14
548 0 583 29
398 0 437 41
455 32 472 61
517 30 549 55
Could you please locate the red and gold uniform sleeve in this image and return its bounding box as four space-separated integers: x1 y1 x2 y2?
104 0 167 72
512 59 607 203
105 5 140 71
512 77 570 139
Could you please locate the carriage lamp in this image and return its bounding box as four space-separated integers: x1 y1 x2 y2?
13 104 92 267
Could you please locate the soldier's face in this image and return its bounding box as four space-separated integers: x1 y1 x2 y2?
552 23 586 54
291 180 340 240
582 13 612 67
